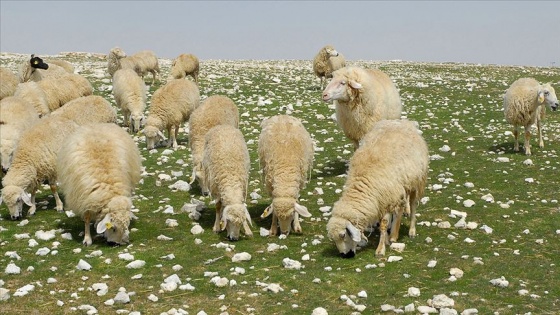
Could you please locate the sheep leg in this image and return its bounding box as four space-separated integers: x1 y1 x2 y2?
213 200 223 233
50 183 64 212
269 213 278 236
292 212 302 234
513 125 519 152
173 126 179 148
83 212 92 246
537 117 544 148
523 125 532 155
123 110 130 127
390 195 409 242
408 198 418 238
27 192 37 216
375 214 390 257
242 220 253 238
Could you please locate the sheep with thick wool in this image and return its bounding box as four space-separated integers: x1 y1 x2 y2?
142 79 200 149
0 115 79 219
188 95 239 192
169 53 200 83
258 115 314 236
112 68 147 132
57 123 142 246
18 55 71 83
326 119 429 258
503 78 558 155
1 67 19 100
202 124 252 241
50 95 117 125
322 66 402 149
0 96 40 172
313 45 343 88
107 47 160 84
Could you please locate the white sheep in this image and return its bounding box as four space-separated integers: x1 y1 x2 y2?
1 67 19 100
57 123 142 246
322 66 402 149
258 115 314 236
107 47 160 84
112 68 147 132
169 53 200 83
326 119 429 258
503 78 559 155
188 95 239 191
50 95 118 125
313 45 342 88
142 79 200 149
327 53 346 78
0 115 79 219
202 124 252 241
13 81 50 117
18 55 70 83
46 59 75 74
0 96 40 172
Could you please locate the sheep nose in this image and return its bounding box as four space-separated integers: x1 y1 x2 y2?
11 215 21 221
340 250 355 259
227 236 238 242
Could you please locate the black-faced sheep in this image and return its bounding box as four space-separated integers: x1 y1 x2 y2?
107 47 160 84
322 66 402 149
169 53 200 83
142 79 200 150
313 45 344 88
1 67 19 100
112 68 147 132
57 123 142 246
503 78 559 155
258 115 314 236
326 119 429 258
188 95 239 192
202 124 252 241
18 54 70 83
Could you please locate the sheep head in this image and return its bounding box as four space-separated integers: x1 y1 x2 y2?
539 83 559 111
0 185 33 220
323 46 339 58
322 67 362 103
326 215 365 259
220 204 252 241
29 54 49 70
95 196 132 245
130 113 145 133
142 125 166 149
261 197 311 235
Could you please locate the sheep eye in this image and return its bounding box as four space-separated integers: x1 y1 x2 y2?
544 91 550 96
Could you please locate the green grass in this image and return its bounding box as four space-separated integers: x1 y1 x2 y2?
0 54 559 314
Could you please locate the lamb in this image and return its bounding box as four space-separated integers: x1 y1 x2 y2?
50 95 118 125
188 95 239 191
322 66 402 149
169 53 200 83
1 67 19 100
326 119 429 258
112 68 147 132
0 96 40 172
0 115 80 219
142 79 200 149
258 115 314 236
202 124 252 241
503 78 559 155
107 47 160 84
313 45 342 89
18 54 70 83
57 123 142 246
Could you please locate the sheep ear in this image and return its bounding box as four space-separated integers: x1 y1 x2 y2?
157 130 167 140
244 206 253 227
96 214 113 234
261 205 273 218
345 222 362 242
220 206 229 231
21 192 33 206
349 80 362 89
294 203 311 218
538 90 545 103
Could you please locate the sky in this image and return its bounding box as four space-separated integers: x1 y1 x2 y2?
1 1 559 67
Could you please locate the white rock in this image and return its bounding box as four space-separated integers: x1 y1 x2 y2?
437 221 452 229
282 257 302 270
525 177 534 183
263 283 284 293
381 304 395 312
168 180 191 192
118 253 135 261
126 260 146 269
387 256 403 262
260 227 270 237
190 224 204 235
481 194 494 202
0 288 10 301
454 218 467 229
417 306 437 313
35 247 50 256
464 238 475 243
35 230 56 241
489 276 509 288
160 281 178 291
523 159 533 166
463 200 475 208
431 294 454 308
77 259 92 271
450 210 467 218
311 307 328 315
301 254 310 261
357 290 367 298
480 225 493 234
404 303 415 312
408 287 421 297
439 145 451 152
148 294 158 302
313 187 324 195
427 260 437 268
158 173 172 181
463 182 474 188
390 243 406 252
157 234 173 241
114 291 130 304
466 222 478 230
92 283 108 296
496 157 510 163
440 308 458 315
179 283 195 291
461 308 479 315
518 289 529 296
449 268 464 279
231 252 251 262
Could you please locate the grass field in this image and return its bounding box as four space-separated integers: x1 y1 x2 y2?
0 53 559 315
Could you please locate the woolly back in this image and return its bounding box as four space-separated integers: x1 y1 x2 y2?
51 95 117 125
57 123 141 214
13 82 50 117
37 74 93 111
112 69 147 104
151 79 200 121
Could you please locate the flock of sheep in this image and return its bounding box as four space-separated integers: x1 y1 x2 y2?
0 45 558 258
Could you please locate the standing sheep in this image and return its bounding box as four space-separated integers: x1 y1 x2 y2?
142 79 200 149
188 95 239 191
326 120 429 258
112 68 147 132
169 53 200 83
313 45 343 89
57 123 142 246
202 124 252 241
1 67 19 100
322 66 402 149
50 95 118 125
0 96 40 172
107 47 160 84
503 78 559 155
258 115 314 236
0 116 79 219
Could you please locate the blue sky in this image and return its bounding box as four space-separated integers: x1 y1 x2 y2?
1 1 559 67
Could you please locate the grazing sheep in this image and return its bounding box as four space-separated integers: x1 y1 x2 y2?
0 116 80 219
18 54 69 83
188 95 239 191
112 68 147 132
1 67 19 100
202 124 252 241
169 53 200 83
258 115 314 236
142 79 200 149
50 95 118 125
0 96 40 172
57 123 142 246
326 119 429 258
322 66 402 149
313 45 342 88
107 47 160 84
503 78 559 155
